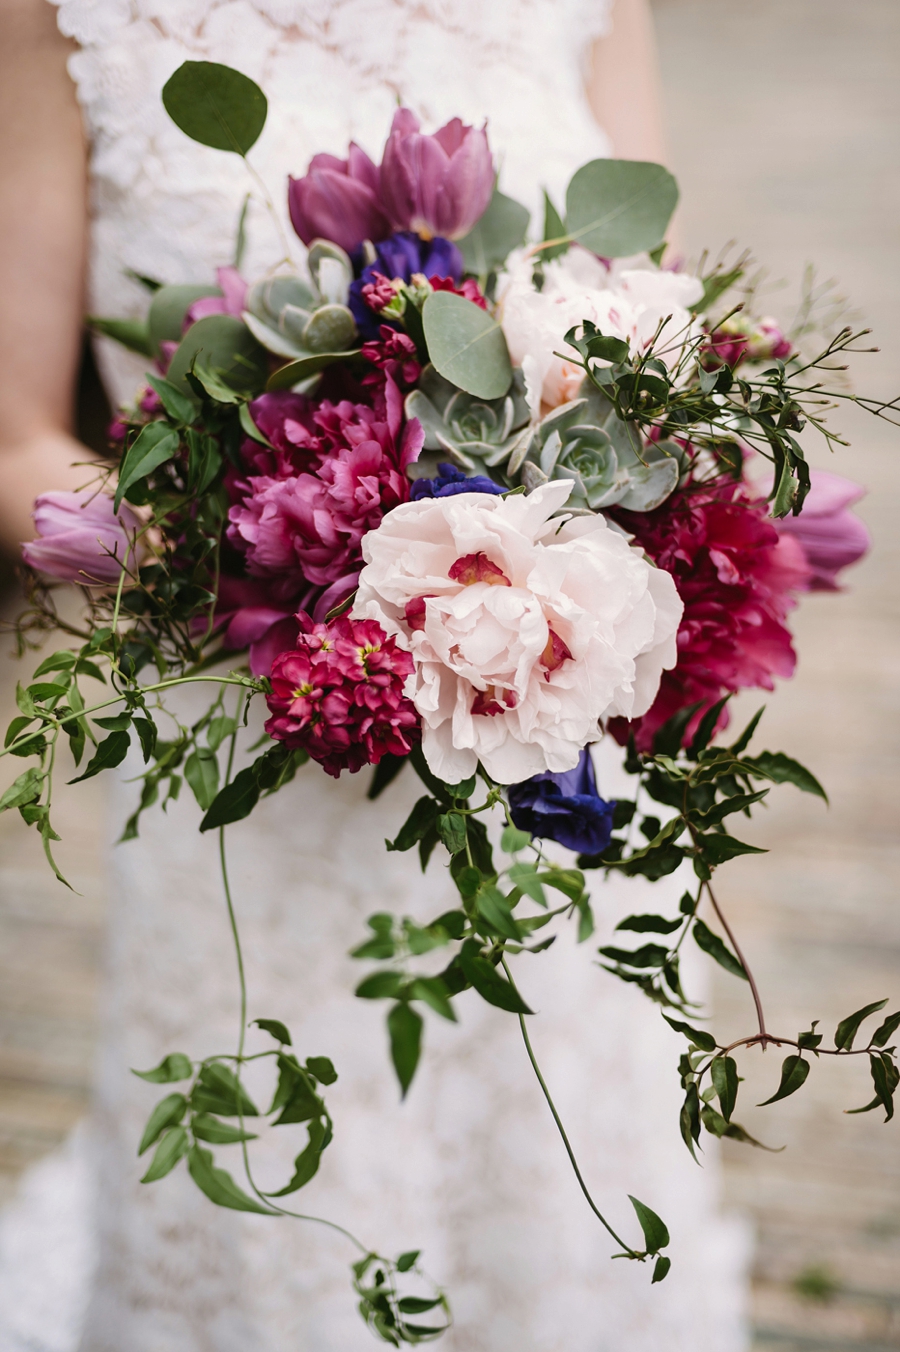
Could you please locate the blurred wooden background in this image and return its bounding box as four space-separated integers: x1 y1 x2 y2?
0 2 897 1348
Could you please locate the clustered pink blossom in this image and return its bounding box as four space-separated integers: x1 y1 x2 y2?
703 316 792 370
427 275 488 310
265 614 419 777
227 373 423 604
608 478 812 751
360 326 421 386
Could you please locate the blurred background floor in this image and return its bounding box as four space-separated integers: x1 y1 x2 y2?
0 2 897 1349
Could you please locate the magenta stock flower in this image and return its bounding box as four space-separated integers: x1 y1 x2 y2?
380 108 493 240
22 490 140 585
289 145 392 254
774 468 870 591
265 614 419 777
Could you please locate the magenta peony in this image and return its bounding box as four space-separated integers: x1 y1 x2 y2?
379 108 493 241
22 489 140 585
774 468 870 591
227 375 424 595
609 478 812 751
265 614 419 777
288 145 392 254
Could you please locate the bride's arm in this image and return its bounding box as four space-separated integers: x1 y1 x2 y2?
586 0 668 163
0 0 91 552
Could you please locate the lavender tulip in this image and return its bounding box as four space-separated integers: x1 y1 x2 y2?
288 144 391 254
22 490 140 585
775 468 870 591
380 108 494 241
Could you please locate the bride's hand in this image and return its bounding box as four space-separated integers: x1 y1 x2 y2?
0 0 94 553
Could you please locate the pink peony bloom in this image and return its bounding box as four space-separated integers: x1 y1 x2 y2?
184 266 248 328
238 391 320 479
380 108 493 241
288 145 392 254
608 478 812 751
228 374 424 590
22 489 140 586
353 480 683 784
774 468 870 591
265 614 419 777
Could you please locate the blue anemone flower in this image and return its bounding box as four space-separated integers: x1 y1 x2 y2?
349 232 463 340
507 748 615 855
410 464 506 501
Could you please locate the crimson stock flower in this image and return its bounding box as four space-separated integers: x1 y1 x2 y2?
608 478 812 751
379 108 493 240
288 144 392 254
265 614 419 777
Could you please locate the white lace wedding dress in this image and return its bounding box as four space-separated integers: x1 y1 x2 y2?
0 3 749 1349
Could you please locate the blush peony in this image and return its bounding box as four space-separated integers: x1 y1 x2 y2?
497 247 705 418
352 480 683 784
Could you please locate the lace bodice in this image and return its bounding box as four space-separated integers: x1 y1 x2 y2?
51 0 614 405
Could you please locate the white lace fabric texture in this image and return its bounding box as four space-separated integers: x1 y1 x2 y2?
1 3 751 1348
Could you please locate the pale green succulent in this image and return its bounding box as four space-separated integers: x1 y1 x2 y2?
405 365 531 474
242 241 358 361
518 384 682 512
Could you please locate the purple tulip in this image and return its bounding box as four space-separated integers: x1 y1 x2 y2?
288 144 392 254
380 108 494 241
775 468 870 591
22 490 140 585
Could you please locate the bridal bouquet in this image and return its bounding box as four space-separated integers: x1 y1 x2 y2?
6 61 897 1344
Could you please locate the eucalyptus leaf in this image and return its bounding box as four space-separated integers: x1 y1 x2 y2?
422 291 512 400
458 187 530 275
148 283 221 355
88 316 153 357
566 159 679 257
266 349 362 391
166 314 267 395
162 61 268 155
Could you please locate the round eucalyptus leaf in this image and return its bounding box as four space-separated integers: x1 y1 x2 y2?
166 315 267 395
162 61 268 155
566 160 679 258
148 284 222 356
421 291 512 400
458 188 530 276
266 350 362 391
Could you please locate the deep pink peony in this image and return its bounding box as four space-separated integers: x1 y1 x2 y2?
227 374 424 593
22 489 140 585
774 468 870 591
238 391 320 479
265 613 419 777
288 145 392 254
380 108 493 241
609 478 812 751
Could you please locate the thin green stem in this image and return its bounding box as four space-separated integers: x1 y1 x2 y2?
500 957 638 1257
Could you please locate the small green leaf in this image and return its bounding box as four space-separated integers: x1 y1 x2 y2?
421 290 512 400
692 919 747 980
457 186 530 275
628 1195 670 1252
476 885 522 941
265 349 362 391
192 1062 259 1117
501 824 531 854
305 1056 337 1085
538 189 568 261
0 767 44 812
187 1145 276 1213
566 159 679 257
870 1011 900 1048
199 766 260 831
69 730 130 783
459 947 533 1015
88 316 153 356
387 1003 423 1098
138 1093 188 1154
184 748 220 811
146 374 198 426
687 696 731 758
386 796 440 853
397 1297 443 1315
729 707 765 756
267 1120 328 1196
797 1022 823 1051
409 977 457 1022
652 1256 672 1283
695 832 767 867
835 998 888 1051
191 1113 258 1144
132 1052 194 1083
662 1014 717 1053
616 913 682 935
31 650 76 678
115 423 179 511
252 1018 292 1045
757 1054 810 1106
396 1251 420 1273
356 971 406 1000
745 750 827 802
140 1126 189 1183
162 61 268 155
437 811 467 856
711 1055 739 1121
508 862 546 907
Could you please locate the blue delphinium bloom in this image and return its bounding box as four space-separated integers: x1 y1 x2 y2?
410 463 506 501
349 232 463 339
507 748 615 855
